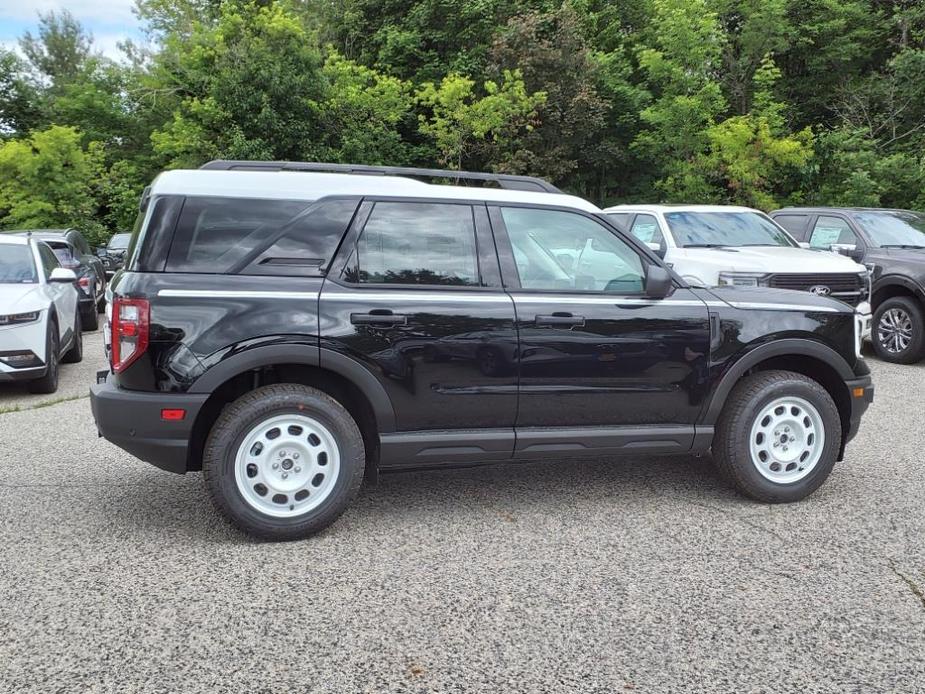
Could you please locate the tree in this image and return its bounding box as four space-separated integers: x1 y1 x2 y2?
0 49 43 134
0 126 104 238
19 10 94 90
633 0 727 200
416 70 545 170
150 2 326 167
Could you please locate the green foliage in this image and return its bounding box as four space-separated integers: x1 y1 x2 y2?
416 70 545 169
0 126 104 240
0 0 923 239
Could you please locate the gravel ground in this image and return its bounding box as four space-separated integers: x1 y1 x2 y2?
1 331 923 693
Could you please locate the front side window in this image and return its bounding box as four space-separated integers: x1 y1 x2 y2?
166 197 358 275
773 214 810 238
352 202 479 286
854 211 925 249
665 211 796 248
809 216 858 250
38 244 60 280
0 246 38 283
630 214 665 247
501 207 645 293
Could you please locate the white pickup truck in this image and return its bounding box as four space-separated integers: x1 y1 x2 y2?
604 204 872 337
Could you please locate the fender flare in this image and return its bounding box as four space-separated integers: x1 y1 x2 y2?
700 338 854 425
188 343 396 432
871 275 925 304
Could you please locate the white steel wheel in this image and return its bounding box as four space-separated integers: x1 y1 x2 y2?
749 396 825 484
234 413 341 518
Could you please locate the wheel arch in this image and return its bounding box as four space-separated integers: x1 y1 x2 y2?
185 344 395 475
871 276 925 310
702 339 854 458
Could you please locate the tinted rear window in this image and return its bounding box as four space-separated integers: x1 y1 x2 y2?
166 197 358 275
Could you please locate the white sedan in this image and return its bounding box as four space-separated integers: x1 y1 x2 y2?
0 234 83 393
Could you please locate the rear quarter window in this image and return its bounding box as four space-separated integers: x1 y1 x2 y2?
165 197 358 275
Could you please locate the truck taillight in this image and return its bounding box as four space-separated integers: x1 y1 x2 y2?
111 297 149 373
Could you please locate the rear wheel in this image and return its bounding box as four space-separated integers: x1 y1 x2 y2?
80 303 99 331
28 323 59 394
203 384 366 541
872 297 925 364
712 370 841 503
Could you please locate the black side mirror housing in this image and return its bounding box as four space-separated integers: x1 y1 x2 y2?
645 265 673 299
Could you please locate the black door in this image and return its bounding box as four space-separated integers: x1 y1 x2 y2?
489 205 711 456
320 200 518 465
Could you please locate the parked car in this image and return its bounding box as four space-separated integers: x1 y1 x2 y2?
97 232 132 278
771 207 925 364
91 161 873 541
4 228 106 331
0 235 83 393
604 205 872 338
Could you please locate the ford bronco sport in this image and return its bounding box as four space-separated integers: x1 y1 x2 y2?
90 161 874 540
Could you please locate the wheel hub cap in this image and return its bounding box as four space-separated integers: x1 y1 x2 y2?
877 308 913 354
749 396 825 484
234 414 340 518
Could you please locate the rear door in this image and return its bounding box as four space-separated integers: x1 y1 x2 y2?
320 199 518 462
489 205 711 456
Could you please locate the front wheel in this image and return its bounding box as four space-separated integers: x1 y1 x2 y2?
872 297 925 364
203 384 366 541
712 370 841 503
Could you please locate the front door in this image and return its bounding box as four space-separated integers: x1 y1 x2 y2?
489 205 711 455
320 200 518 461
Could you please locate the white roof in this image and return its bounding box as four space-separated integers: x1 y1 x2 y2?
0 234 30 245
604 204 762 214
151 169 601 213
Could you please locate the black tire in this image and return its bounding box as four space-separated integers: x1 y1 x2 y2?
81 304 99 331
28 323 59 394
871 296 925 364
203 384 366 541
712 370 841 503
62 312 83 364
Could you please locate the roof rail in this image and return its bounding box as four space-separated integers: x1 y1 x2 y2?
199 160 563 194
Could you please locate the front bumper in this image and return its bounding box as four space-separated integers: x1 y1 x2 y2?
843 374 874 447
856 301 872 340
90 371 208 474
0 316 47 380
0 365 47 382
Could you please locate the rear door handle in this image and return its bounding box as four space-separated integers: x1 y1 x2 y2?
535 313 585 328
350 311 408 326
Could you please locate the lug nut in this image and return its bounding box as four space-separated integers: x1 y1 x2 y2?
272 463 279 470
294 467 301 473
293 453 299 460
282 472 288 479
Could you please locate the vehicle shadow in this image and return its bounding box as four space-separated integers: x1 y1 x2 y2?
97 452 733 542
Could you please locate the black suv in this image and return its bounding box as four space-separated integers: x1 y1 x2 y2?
5 228 106 331
772 208 925 363
91 162 873 540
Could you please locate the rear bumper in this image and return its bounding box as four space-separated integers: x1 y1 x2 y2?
90 371 208 474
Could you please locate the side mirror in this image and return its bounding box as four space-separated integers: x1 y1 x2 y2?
645 265 673 299
49 268 77 283
646 241 666 259
831 243 863 260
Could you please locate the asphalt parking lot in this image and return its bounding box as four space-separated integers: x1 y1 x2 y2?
1 330 923 692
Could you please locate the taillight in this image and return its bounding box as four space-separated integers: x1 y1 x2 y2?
111 297 149 373
77 276 91 291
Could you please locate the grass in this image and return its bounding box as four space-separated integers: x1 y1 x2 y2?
0 392 88 416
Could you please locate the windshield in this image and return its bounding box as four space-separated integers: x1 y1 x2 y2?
108 233 131 250
854 211 925 248
665 211 796 248
0 246 38 283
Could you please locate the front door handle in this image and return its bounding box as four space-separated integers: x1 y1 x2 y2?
535 313 585 328
351 311 408 326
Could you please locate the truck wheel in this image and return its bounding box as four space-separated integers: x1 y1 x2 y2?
62 312 83 364
203 384 366 541
28 324 59 394
872 297 925 364
712 370 841 503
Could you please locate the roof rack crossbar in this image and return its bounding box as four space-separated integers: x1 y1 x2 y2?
199 160 563 194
